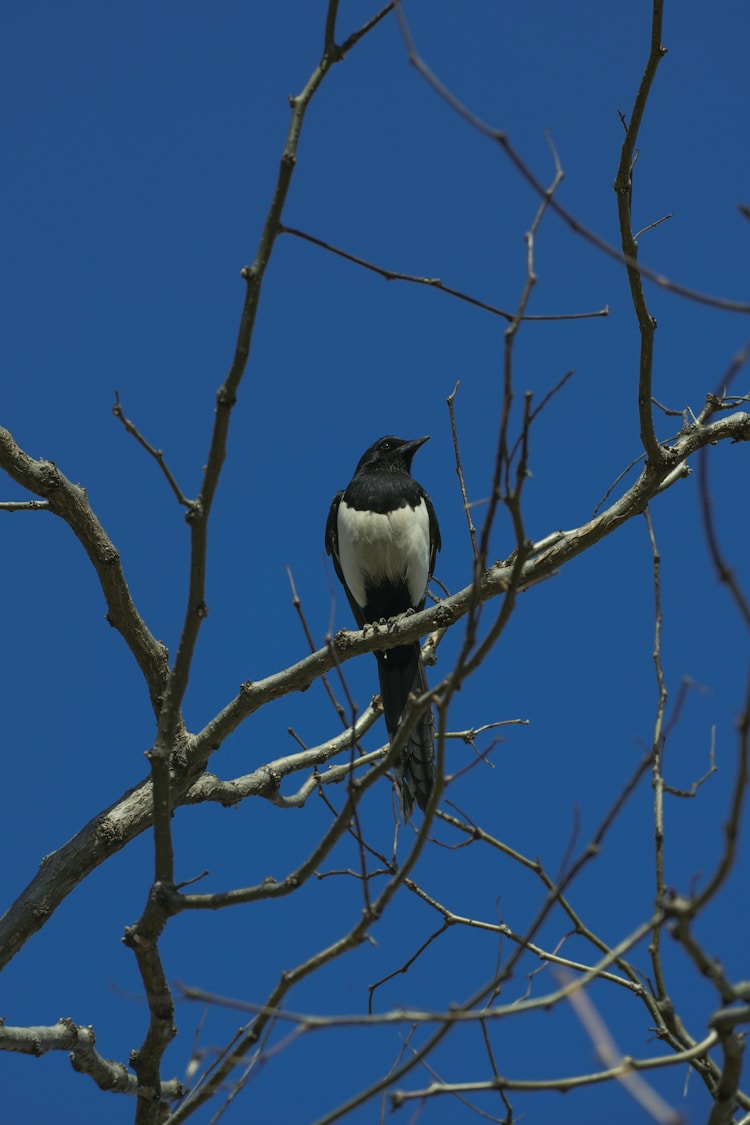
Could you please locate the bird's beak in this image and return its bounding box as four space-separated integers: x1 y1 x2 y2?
403 435 431 456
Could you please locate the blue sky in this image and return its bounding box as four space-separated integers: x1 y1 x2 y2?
2 2 749 1123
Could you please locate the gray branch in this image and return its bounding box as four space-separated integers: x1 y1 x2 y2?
0 1017 182 1102
0 407 748 972
0 426 169 714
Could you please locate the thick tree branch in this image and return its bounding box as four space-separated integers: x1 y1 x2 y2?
0 426 170 714
0 1018 182 1102
0 407 748 973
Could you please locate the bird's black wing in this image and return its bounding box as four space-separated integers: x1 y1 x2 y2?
324 491 344 578
423 488 441 589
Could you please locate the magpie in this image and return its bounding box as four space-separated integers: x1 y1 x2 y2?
325 435 441 819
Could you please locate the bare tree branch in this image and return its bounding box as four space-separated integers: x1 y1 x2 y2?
0 426 170 714
112 391 191 507
278 223 609 323
1 405 748 974
614 0 667 464
0 1018 182 1101
389 1031 716 1105
390 0 750 315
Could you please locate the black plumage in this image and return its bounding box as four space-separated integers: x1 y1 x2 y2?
325 435 441 818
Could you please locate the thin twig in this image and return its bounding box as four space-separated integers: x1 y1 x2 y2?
390 0 750 315
0 499 50 511
278 224 608 323
697 338 750 631
112 391 191 507
446 381 478 559
634 212 674 241
644 508 669 1009
508 368 575 469
614 0 667 466
390 1031 717 1104
286 565 349 730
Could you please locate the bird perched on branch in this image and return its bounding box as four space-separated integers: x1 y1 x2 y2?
325 435 441 819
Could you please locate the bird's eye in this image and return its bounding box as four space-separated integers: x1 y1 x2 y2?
380 440 391 450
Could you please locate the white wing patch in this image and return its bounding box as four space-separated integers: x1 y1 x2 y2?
337 501 430 610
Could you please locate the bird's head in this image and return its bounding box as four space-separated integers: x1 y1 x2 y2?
354 435 430 477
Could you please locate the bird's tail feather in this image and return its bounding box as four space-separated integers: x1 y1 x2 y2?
376 643 435 820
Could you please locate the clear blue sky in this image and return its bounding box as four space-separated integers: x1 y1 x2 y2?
2 2 749 1123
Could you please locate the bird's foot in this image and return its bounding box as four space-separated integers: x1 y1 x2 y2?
386 608 415 632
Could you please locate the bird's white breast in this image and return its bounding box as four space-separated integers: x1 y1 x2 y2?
337 501 430 610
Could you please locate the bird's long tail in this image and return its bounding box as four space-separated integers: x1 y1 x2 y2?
376 643 435 820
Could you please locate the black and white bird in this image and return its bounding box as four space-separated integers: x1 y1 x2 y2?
325 435 441 819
